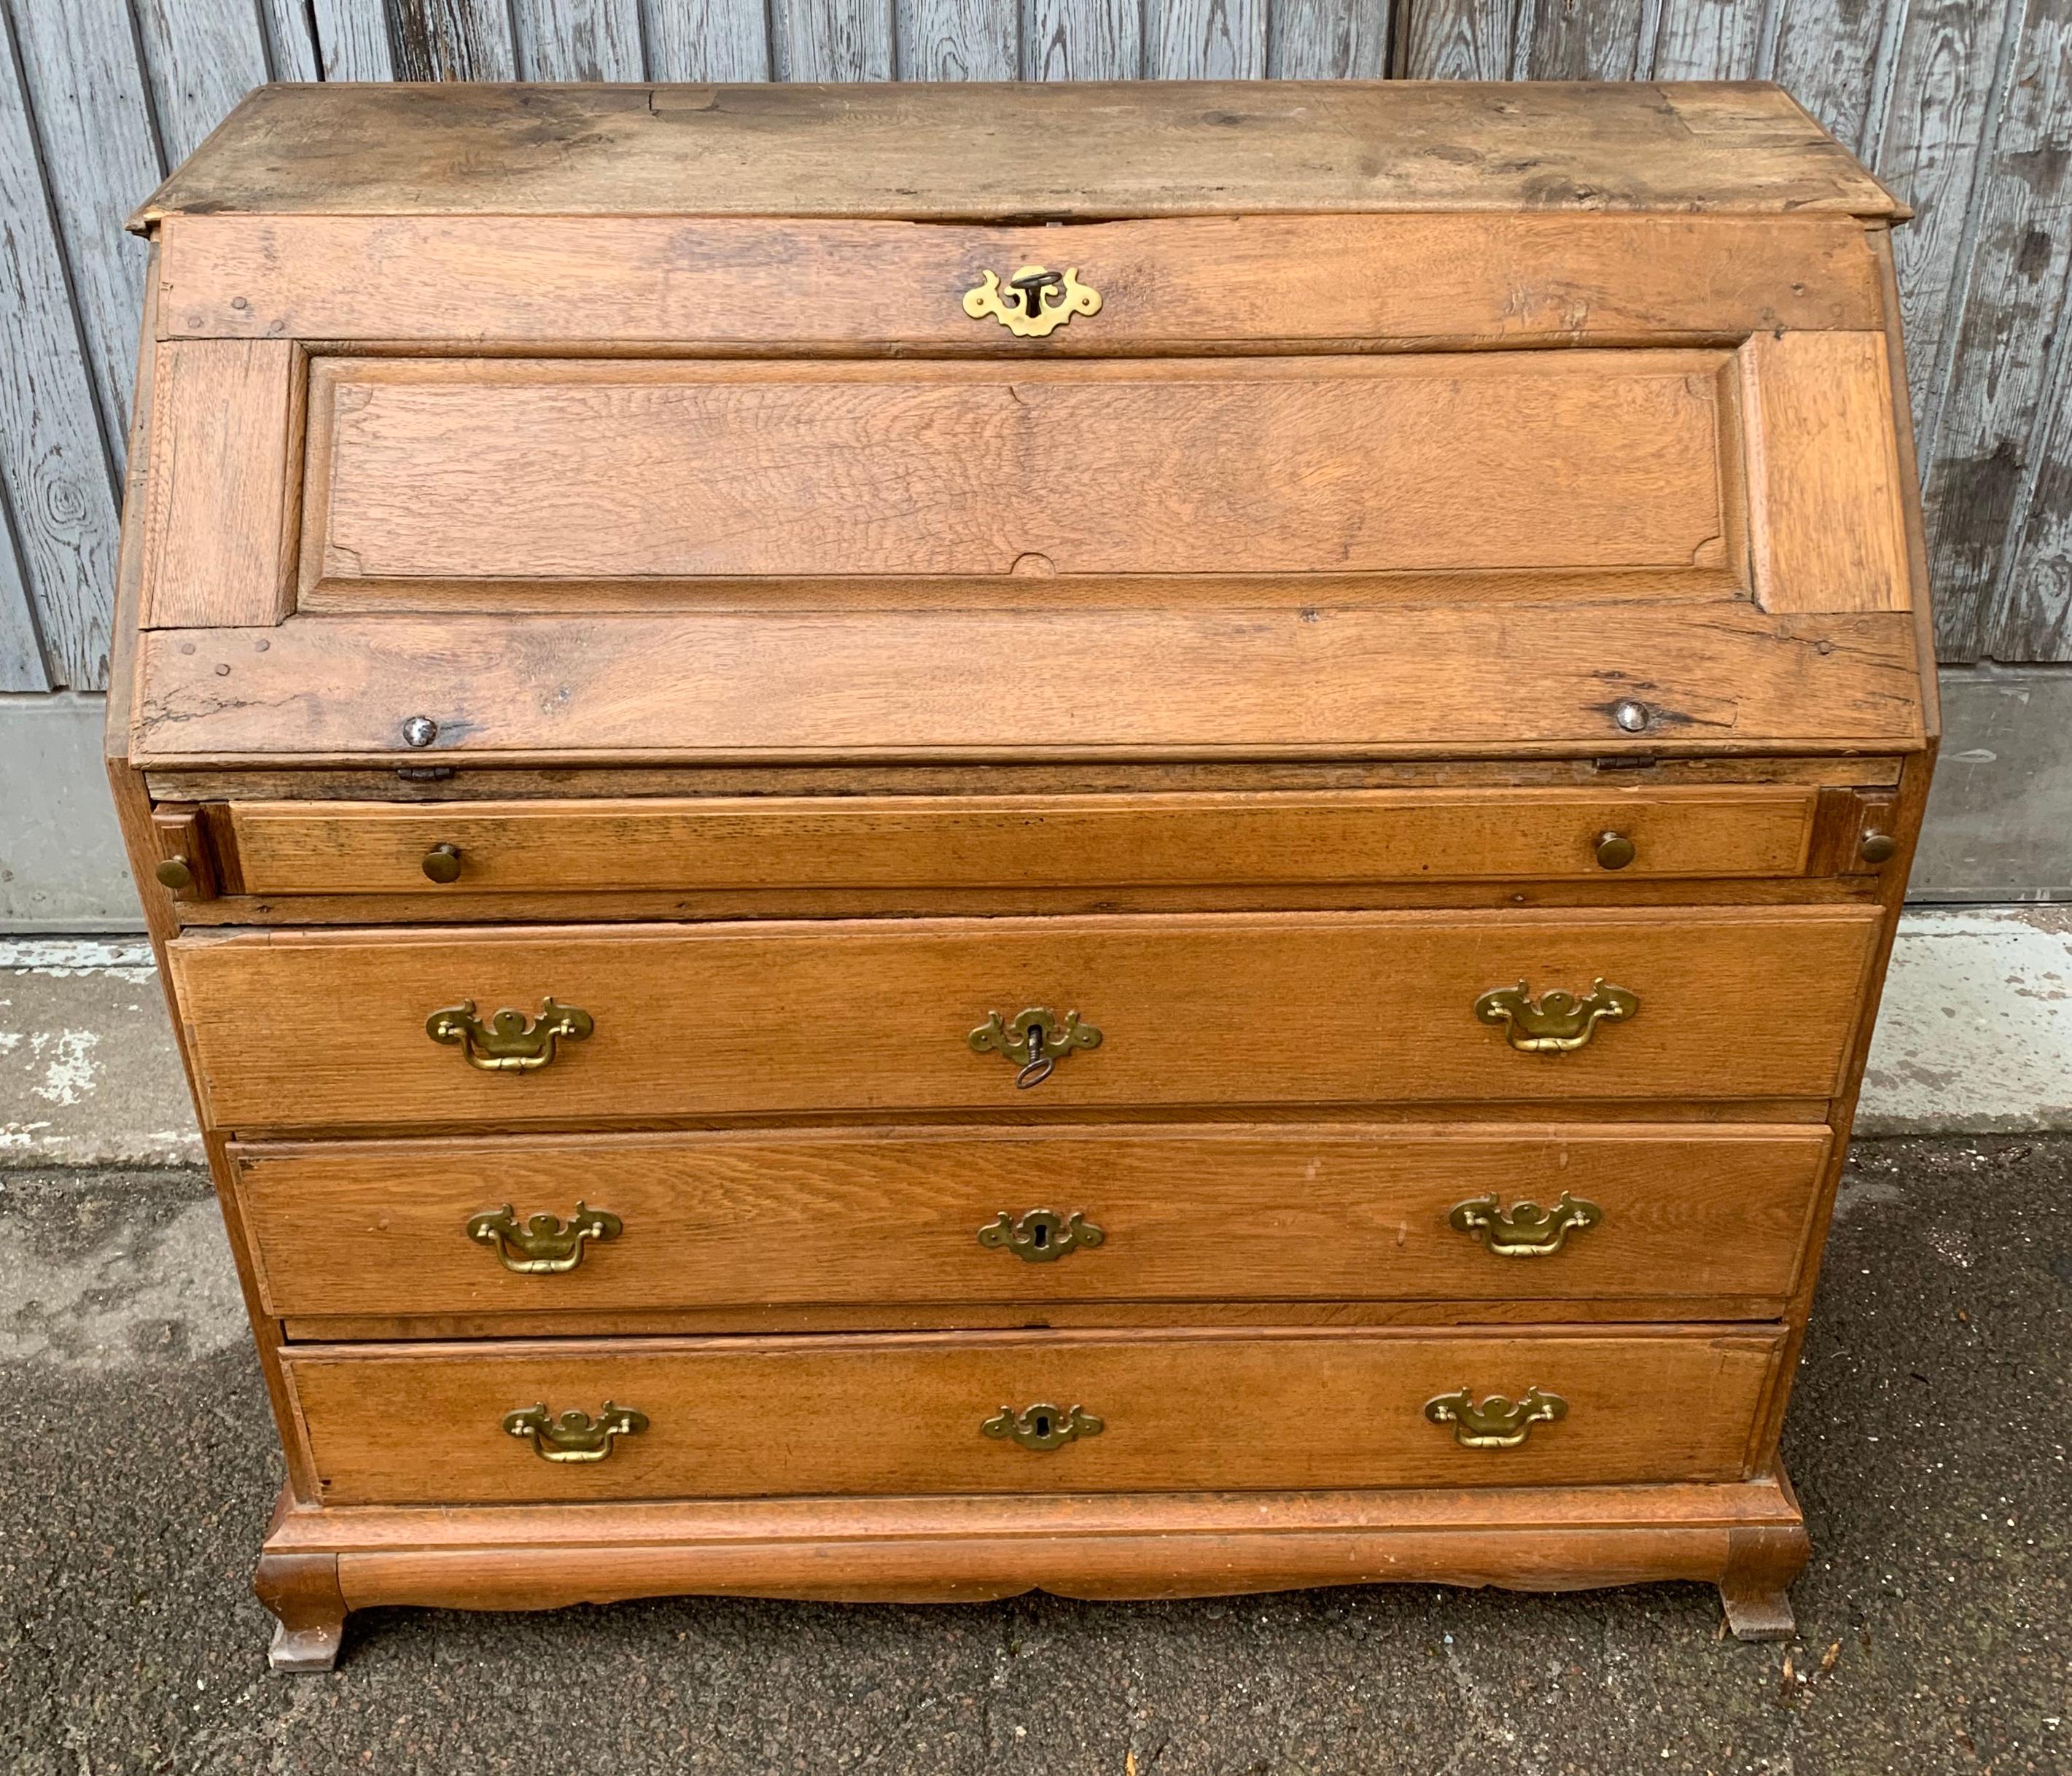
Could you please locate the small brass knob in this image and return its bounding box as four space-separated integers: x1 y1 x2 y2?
1861 833 1897 865
155 855 195 892
421 842 463 883
1594 830 1636 871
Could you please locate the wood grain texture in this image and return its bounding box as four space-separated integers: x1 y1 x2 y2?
131 0 273 165
139 340 300 629
130 82 1906 228
297 353 1732 590
901 0 1020 77
310 0 397 77
1269 0 1387 77
281 1325 1786 1505
645 0 774 79
231 1123 1832 1319
1740 332 1911 614
0 18 120 692
152 210 1887 347
1146 0 1267 77
514 0 647 79
260 0 324 79
773 0 897 77
165 906 1882 1130
1768 0 1894 155
384 0 521 79
1520 0 1645 79
1395 0 1516 79
1023 0 1140 76
131 604 1928 763
224 787 1824 896
1647 0 1764 80
0 501 50 691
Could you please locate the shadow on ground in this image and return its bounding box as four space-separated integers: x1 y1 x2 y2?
1 1137 2065 1775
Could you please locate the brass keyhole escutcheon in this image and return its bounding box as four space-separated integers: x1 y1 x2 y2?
969 1008 1102 1088
1594 830 1636 871
978 1208 1105 1263
982 1402 1104 1452
422 842 463 883
963 265 1101 338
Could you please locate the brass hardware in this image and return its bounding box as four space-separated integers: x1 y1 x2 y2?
978 1208 1105 1263
155 855 195 892
422 842 464 883
1594 830 1637 871
1424 1387 1567 1449
427 998 594 1072
1474 979 1637 1054
1449 1192 1602 1258
963 265 1101 338
467 1202 623 1274
982 1403 1104 1452
969 1008 1102 1089
1861 832 1897 864
503 1401 647 1463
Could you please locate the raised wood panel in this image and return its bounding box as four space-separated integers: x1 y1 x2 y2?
153 211 1886 346
1741 332 1911 615
139 340 301 629
232 1123 1832 1319
297 353 1734 593
165 906 1882 1131
225 787 1823 896
282 1325 1786 1504
131 604 1927 763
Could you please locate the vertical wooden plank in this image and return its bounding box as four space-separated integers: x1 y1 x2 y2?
515 0 648 78
1023 0 1142 76
1987 332 2072 659
1769 0 1896 152
644 0 774 78
1517 0 1646 77
773 0 896 77
1648 0 1763 78
309 0 398 77
387 0 522 78
900 0 1020 77
260 0 325 79
1395 0 1517 77
0 505 52 692
1146 0 1269 76
1869 0 2020 464
1917 0 2072 661
131 0 273 166
0 7 120 689
6 0 161 474
1269 0 1389 75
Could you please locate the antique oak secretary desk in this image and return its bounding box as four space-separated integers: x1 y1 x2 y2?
109 82 1934 1669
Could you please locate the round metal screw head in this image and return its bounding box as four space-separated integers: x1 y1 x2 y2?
402 714 439 748
1611 700 1650 733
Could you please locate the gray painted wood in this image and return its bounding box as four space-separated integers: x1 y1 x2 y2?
260 0 326 79
1146 0 1269 77
1270 0 1388 77
773 0 896 77
7 0 161 478
133 0 273 164
1647 0 1763 79
902 0 1019 77
1022 0 1142 76
311 0 398 77
0 2 121 690
1516 0 1647 79
644 0 774 77
1395 0 1516 78
0 499 51 692
516 0 649 79
388 1 521 79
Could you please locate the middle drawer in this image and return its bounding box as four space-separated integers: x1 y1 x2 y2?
233 1124 1831 1321
168 906 1880 1132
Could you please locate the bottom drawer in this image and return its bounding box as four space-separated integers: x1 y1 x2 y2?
284 1325 1783 1506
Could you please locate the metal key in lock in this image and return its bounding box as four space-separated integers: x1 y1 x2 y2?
967 1008 1102 1088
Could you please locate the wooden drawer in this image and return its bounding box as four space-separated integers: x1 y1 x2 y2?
283 1325 1785 1506
168 908 1880 1132
234 1125 1831 1321
225 786 1823 898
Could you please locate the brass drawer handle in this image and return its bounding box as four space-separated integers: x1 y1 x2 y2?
983 1403 1104 1452
422 841 463 883
427 997 593 1072
503 1401 647 1463
963 265 1100 338
1424 1387 1567 1449
1474 978 1637 1053
1449 1192 1602 1258
969 1008 1102 1088
467 1202 622 1274
978 1208 1105 1263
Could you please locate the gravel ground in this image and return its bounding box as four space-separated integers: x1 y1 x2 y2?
1 1135 2066 1775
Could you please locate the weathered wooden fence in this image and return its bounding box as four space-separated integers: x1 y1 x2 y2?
2 0 2069 697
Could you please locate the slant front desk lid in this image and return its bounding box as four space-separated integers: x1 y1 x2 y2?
121 82 1929 767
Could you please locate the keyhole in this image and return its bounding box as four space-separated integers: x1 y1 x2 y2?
1031 1223 1049 1249
1032 1414 1052 1439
